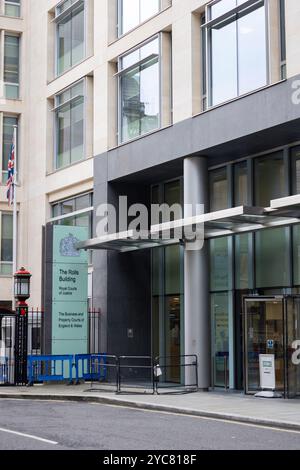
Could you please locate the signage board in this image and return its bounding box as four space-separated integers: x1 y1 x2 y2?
51 226 89 355
259 354 276 390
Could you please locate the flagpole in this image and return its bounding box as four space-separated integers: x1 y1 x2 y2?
12 125 18 312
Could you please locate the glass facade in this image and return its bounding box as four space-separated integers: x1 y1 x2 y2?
54 80 85 169
4 35 20 99
5 0 21 17
205 0 267 107
56 0 85 75
209 145 300 389
0 213 13 275
119 37 160 143
119 0 160 36
151 179 183 382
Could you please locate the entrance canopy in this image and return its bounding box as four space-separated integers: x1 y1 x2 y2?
76 195 300 253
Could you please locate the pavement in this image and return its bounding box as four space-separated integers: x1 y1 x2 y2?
0 384 300 431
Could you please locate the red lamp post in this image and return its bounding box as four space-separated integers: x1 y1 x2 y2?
13 267 31 385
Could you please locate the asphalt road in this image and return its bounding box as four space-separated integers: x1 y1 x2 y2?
0 399 299 450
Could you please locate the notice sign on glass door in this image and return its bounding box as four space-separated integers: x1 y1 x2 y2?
259 354 276 390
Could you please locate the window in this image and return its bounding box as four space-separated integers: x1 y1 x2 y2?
203 0 267 107
4 35 20 99
118 36 160 143
118 0 160 36
210 237 232 291
234 161 248 206
255 227 290 288
54 80 85 169
51 193 93 262
2 116 18 184
0 212 13 275
279 0 286 80
254 152 285 206
291 146 300 195
4 0 20 17
209 167 229 211
55 0 85 75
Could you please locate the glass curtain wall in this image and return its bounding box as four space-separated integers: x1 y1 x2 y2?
56 0 85 75
151 179 183 383
119 37 160 143
209 145 300 389
119 0 160 35
4 35 20 99
54 80 85 169
204 0 267 107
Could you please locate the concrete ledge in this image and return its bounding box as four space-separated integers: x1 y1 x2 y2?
1 391 300 433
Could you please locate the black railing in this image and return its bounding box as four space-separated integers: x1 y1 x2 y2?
84 354 119 394
154 355 199 395
118 356 155 395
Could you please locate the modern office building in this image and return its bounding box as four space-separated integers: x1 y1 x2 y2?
1 0 300 395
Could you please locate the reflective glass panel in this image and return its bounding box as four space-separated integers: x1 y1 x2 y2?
211 292 229 387
210 237 231 291
235 233 251 289
255 228 289 288
4 35 19 99
5 0 21 17
210 167 229 211
1 214 13 262
254 152 285 207
57 1 84 75
120 39 160 143
234 161 248 206
211 19 237 106
291 146 300 195
238 5 267 95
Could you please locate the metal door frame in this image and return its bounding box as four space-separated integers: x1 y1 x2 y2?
243 295 285 395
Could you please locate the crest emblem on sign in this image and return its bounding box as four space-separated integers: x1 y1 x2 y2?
59 233 80 257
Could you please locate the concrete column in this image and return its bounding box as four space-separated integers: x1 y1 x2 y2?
184 156 210 390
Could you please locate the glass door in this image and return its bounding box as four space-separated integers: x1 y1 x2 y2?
244 297 285 394
286 296 300 398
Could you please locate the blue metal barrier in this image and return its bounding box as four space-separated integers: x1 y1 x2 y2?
75 354 107 383
0 357 8 383
27 355 73 385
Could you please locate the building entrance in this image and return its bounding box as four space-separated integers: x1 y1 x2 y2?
244 296 300 397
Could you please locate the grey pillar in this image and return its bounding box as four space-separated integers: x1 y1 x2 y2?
184 156 210 390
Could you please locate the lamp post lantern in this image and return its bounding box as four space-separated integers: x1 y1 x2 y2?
14 267 32 306
13 267 31 385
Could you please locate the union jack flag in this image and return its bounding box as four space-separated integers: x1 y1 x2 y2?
6 142 15 206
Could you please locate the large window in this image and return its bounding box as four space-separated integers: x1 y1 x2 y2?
51 192 93 262
118 37 160 143
254 152 286 206
54 80 85 169
255 227 290 288
0 213 13 275
2 116 18 184
4 34 20 99
119 0 160 36
55 0 85 75
4 0 21 17
203 0 267 107
209 167 229 211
